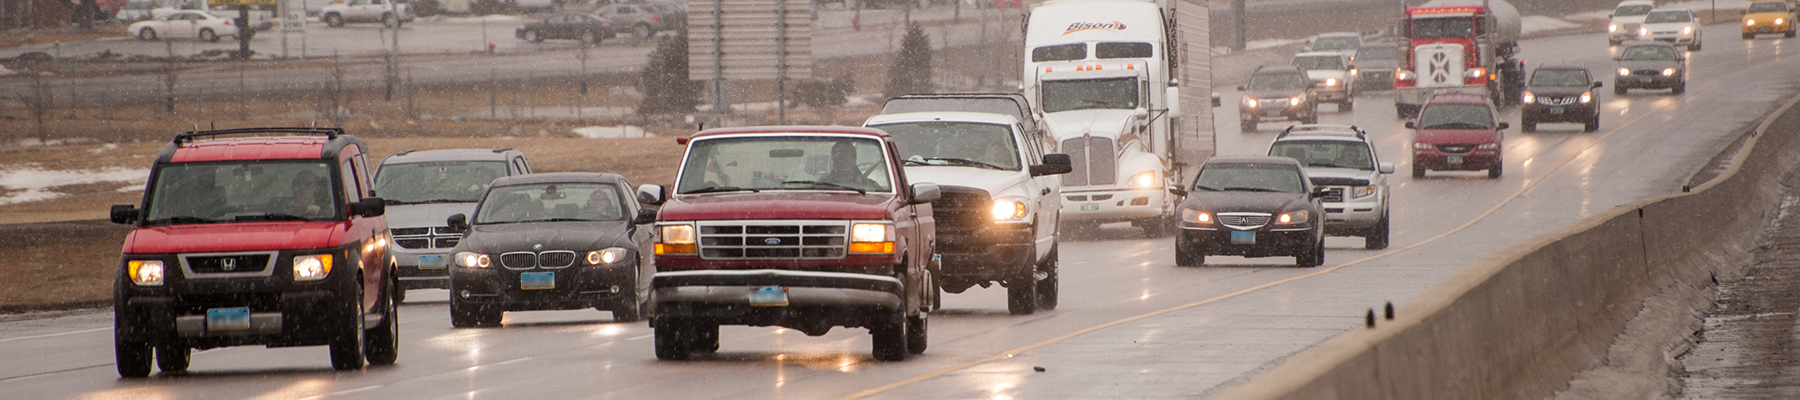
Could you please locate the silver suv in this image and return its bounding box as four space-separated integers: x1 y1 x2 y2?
1266 125 1394 249
374 148 531 302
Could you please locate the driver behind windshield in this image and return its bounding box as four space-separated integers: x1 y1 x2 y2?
1248 73 1308 90
821 141 882 189
1621 46 1677 60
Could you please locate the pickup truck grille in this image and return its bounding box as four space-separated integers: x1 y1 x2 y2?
1061 137 1116 186
698 221 848 260
930 187 991 228
1318 187 1345 203
393 226 461 250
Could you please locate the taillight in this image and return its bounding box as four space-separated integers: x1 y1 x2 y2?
652 14 660 22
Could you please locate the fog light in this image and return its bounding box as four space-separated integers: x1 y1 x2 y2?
610 285 621 294
460 290 471 299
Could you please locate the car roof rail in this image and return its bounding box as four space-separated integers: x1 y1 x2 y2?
173 126 343 145
492 147 514 153
1279 124 1366 139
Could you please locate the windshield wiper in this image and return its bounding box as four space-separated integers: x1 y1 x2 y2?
686 186 759 194
1193 185 1223 192
782 180 867 194
921 157 1007 170
903 159 933 166
235 213 311 222
1222 187 1281 192
386 198 475 205
151 216 214 225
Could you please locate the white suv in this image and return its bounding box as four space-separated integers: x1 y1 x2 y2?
1608 0 1657 45
1266 125 1394 249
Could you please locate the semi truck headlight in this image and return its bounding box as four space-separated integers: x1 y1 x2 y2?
1466 68 1486 79
1181 209 1212 225
294 254 333 281
587 248 628 265
1521 91 1535 104
1129 171 1158 188
128 260 165 286
1618 68 1631 76
991 199 1029 222
656 224 695 255
1662 68 1676 76
456 252 491 268
850 223 895 254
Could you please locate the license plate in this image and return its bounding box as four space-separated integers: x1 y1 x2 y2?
1229 231 1256 245
1081 202 1100 212
1549 107 1564 114
750 286 789 306
1447 156 1464 164
417 255 447 269
1263 109 1283 117
206 307 251 331
1638 76 1652 83
521 272 554 290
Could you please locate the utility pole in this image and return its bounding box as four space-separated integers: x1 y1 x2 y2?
384 0 402 101
777 0 789 124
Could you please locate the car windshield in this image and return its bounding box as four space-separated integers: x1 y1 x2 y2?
1247 72 1307 90
1356 46 1396 61
1292 55 1344 70
375 161 507 204
1418 103 1496 129
144 161 338 224
1748 2 1788 12
675 136 894 194
1530 69 1591 86
475 183 627 224
1311 36 1359 51
1193 164 1304 193
1644 11 1690 23
1041 77 1140 112
1412 17 1473 38
875 121 1022 170
1269 141 1374 170
1620 45 1678 60
1615 4 1653 16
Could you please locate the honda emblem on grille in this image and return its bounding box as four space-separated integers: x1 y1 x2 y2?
222 258 237 271
764 238 781 245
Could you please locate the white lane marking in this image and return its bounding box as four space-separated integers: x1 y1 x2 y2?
0 327 109 344
295 385 384 400
626 334 653 341
496 357 532 365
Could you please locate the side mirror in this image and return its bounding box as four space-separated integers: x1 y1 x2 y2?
1592 81 1604 88
110 204 139 224
1211 92 1222 107
446 213 468 233
910 183 941 204
1165 87 1181 116
1031 153 1074 176
636 184 666 205
632 208 658 225
1404 121 1417 129
1311 187 1332 199
1378 162 1396 174
1132 108 1150 121
1166 184 1188 198
1496 122 1510 130
1612 56 1622 61
350 197 385 218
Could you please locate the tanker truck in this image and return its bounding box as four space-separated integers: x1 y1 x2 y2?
1392 0 1524 118
1022 0 1212 236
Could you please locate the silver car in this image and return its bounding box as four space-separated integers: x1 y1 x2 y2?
374 147 532 302
1266 124 1394 249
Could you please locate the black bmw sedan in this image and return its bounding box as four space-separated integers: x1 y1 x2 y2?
1170 157 1328 267
444 173 655 327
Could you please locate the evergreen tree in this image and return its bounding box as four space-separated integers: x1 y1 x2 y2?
884 24 934 98
638 32 701 115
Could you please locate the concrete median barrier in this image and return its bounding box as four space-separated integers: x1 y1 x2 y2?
1216 92 1800 399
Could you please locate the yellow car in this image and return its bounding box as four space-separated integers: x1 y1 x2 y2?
1743 1 1798 39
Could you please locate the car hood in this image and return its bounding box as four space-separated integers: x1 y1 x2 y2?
1414 128 1499 144
1619 59 1680 70
125 222 347 254
1244 87 1307 99
386 202 479 229
1642 21 1695 30
1301 167 1378 185
902 166 1028 196
1181 191 1310 214
1304 70 1349 81
659 192 896 221
1043 109 1137 140
459 221 632 253
1525 85 1591 97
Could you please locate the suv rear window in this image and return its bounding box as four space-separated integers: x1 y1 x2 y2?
1418 103 1495 129
1270 140 1374 170
146 161 337 224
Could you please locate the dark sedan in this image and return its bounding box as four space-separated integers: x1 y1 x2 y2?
444 173 655 327
1238 66 1319 132
1520 66 1604 132
1170 157 1328 267
516 12 613 44
1613 41 1687 94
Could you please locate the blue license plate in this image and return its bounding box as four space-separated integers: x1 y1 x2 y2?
750 286 789 306
1447 155 1464 164
1549 107 1564 114
417 255 447 269
1230 231 1256 245
207 307 251 331
521 272 554 290
1080 203 1100 212
1638 76 1652 83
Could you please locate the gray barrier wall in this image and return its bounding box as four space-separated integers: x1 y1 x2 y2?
1216 93 1800 399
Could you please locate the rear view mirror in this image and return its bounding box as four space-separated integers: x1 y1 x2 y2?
1497 122 1511 130
1404 121 1417 129
1166 184 1187 198
1378 162 1396 174
1031 153 1074 176
1211 92 1222 107
1592 81 1604 88
1165 87 1181 116
110 204 139 224
632 208 658 225
350 197 385 218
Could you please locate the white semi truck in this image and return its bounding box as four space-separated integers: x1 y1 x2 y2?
1022 0 1212 236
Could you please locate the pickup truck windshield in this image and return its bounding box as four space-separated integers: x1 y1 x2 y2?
875 121 1022 170
1292 55 1344 70
1042 77 1140 112
1310 36 1360 51
677 136 894 194
144 161 338 224
375 161 507 204
475 183 626 224
1193 165 1304 193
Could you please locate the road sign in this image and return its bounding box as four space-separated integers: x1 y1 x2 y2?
688 0 813 81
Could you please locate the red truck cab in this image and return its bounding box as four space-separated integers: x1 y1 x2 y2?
639 126 939 361
1407 93 1508 178
109 127 397 377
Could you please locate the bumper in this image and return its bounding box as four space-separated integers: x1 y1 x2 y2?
116 289 351 348
1356 72 1394 91
1321 198 1384 235
1640 33 1696 45
392 247 452 290
450 263 639 311
1744 24 1791 34
1177 227 1315 258
1413 150 1501 171
1061 188 1170 223
937 225 1033 283
1616 75 1681 89
1240 103 1312 122
1314 87 1349 101
1394 85 1486 109
1522 102 1598 122
651 270 905 329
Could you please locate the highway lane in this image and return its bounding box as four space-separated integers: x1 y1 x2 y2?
3 26 1800 399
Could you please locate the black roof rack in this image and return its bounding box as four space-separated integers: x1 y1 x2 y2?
1278 124 1366 140
173 127 344 145
395 149 417 156
492 147 514 153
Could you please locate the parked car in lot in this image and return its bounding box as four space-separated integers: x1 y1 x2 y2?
1170 156 1328 267
594 2 679 42
128 10 239 42
1609 0 1656 45
1742 0 1798 39
1613 41 1687 95
108 127 396 376
1267 125 1393 249
320 0 414 28
1520 65 1603 132
1408 93 1508 178
1351 41 1399 92
375 148 531 302
1238 66 1319 132
517 12 613 43
1291 51 1356 111
117 0 159 23
444 173 655 327
1637 9 1702 50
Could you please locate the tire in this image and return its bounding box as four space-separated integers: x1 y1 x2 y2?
1488 162 1503 179
1672 81 1686 95
450 296 501 328
653 319 692 360
393 286 406 303
1744 32 1756 40
325 13 344 28
1175 234 1205 267
870 311 908 361
199 28 218 42
1035 244 1059 311
1584 115 1600 132
524 30 542 43
1295 238 1321 267
155 345 190 374
610 296 644 322
1609 38 1621 45
1240 119 1257 132
1615 86 1627 96
1520 120 1535 132
1006 263 1038 315
905 313 928 354
1412 164 1426 178
365 273 400 366
1689 42 1701 51
1339 99 1354 112
138 28 157 41
115 330 153 377
329 283 367 371
1364 215 1390 250
583 29 602 45
691 323 720 353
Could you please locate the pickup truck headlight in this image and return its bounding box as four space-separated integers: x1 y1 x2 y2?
588 248 628 265
1580 92 1593 103
850 222 895 254
294 254 333 281
1276 210 1311 225
456 252 491 268
1321 78 1339 87
1521 91 1535 104
1661 68 1676 77
128 260 165 286
1349 185 1377 199
1181 209 1212 225
1129 171 1158 188
991 198 1030 222
1638 27 1649 36
656 224 696 255
1618 68 1631 76
1413 142 1433 150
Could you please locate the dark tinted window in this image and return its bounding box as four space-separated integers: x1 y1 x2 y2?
1095 42 1153 59
1644 11 1690 23
1614 4 1653 16
1418 103 1495 129
1269 141 1374 171
1529 69 1590 86
1193 164 1304 193
1620 45 1678 60
1748 2 1788 12
1041 77 1139 112
1247 72 1307 90
1032 43 1086 62
1412 17 1473 38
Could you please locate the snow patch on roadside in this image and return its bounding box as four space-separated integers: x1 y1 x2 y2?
1246 38 1304 51
572 125 649 139
0 167 151 206
1523 16 1581 34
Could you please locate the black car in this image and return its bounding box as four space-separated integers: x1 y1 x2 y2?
1238 66 1319 132
1520 66 1604 132
1169 157 1328 267
1613 41 1687 95
516 12 613 44
1351 41 1400 92
444 173 655 327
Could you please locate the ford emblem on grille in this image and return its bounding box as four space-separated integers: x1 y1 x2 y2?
764 238 782 245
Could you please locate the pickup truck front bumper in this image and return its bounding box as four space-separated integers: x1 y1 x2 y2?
651 269 905 332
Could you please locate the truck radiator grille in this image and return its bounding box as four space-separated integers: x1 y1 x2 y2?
929 187 992 228
1060 137 1116 186
698 221 848 260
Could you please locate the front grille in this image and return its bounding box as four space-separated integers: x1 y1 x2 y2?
391 227 430 236
395 238 431 249
698 221 848 260
1067 195 1088 201
1320 187 1345 203
1091 194 1113 201
185 253 273 274
497 251 575 269
1061 137 1116 186
1437 144 1474 153
1632 69 1661 76
436 237 461 248
1536 96 1577 106
537 251 575 268
930 187 991 228
391 226 461 249
500 252 536 270
1218 213 1272 230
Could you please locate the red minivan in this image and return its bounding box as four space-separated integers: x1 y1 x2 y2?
1407 93 1509 178
109 127 397 377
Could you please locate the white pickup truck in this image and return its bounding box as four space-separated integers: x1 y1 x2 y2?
150 0 274 31
320 0 414 28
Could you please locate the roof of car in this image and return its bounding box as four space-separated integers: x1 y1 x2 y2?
157 127 364 164
1534 65 1590 71
1293 51 1346 59
1316 32 1360 38
1276 124 1369 141
381 148 520 164
688 125 890 140
1253 66 1307 75
1621 40 1678 48
864 111 1021 126
1424 92 1493 105
1203 156 1305 168
1618 0 1655 6
490 172 627 187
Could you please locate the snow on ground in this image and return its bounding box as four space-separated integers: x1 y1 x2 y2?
1523 16 1582 34
0 167 150 206
1567 10 1617 21
571 125 649 139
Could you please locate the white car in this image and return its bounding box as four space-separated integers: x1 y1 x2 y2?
1291 51 1357 111
1638 9 1703 51
320 0 414 28
1608 0 1656 45
128 10 239 42
1306 32 1362 58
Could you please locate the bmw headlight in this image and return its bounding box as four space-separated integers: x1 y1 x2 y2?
294 254 334 281
1618 68 1631 76
991 198 1030 222
1662 68 1676 77
456 251 491 268
1129 171 1158 188
128 260 165 286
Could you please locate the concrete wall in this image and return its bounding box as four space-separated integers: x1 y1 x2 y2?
1215 93 1800 400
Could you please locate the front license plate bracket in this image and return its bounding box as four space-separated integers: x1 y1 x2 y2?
1229 231 1256 245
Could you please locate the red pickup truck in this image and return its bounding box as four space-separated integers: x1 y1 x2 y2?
639 126 939 361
